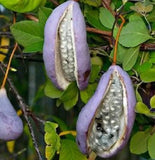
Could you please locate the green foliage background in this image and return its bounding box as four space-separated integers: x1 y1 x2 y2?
0 0 155 160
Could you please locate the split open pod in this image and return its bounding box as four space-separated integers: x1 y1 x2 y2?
0 88 23 141
43 0 91 90
76 65 136 158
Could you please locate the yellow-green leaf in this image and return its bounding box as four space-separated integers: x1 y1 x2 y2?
6 141 15 153
148 133 155 159
44 121 60 160
80 0 102 7
0 0 46 13
135 102 155 118
140 68 155 82
60 82 79 110
59 139 87 160
44 79 63 99
150 95 155 109
45 146 55 160
80 83 97 104
130 131 150 154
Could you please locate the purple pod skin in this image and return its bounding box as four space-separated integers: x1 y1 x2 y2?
76 65 136 158
43 0 91 90
0 88 23 141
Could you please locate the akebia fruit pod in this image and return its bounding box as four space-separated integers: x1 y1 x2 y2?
43 0 91 90
76 65 136 158
0 88 23 141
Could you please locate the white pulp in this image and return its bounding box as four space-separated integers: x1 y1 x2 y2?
87 71 127 155
58 4 75 81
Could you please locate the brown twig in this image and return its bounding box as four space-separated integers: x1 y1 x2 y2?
102 0 115 16
86 27 112 36
24 14 39 22
49 0 59 6
1 43 18 88
113 15 125 65
140 43 155 51
13 12 17 24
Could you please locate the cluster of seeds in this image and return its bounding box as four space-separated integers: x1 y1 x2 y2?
87 72 124 153
58 4 75 81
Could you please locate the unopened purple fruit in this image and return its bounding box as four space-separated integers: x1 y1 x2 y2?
43 0 91 90
0 88 23 141
76 65 136 158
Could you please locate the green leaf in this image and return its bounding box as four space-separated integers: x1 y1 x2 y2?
91 56 103 66
63 92 78 110
60 83 77 101
44 79 63 99
147 10 155 22
122 46 140 71
32 84 45 104
129 14 143 22
149 57 155 63
39 7 52 26
89 65 101 83
23 42 44 52
52 116 68 131
149 51 155 63
140 68 155 82
85 8 106 30
59 139 87 160
130 131 150 154
0 0 46 13
137 62 152 74
56 99 62 107
110 43 128 64
10 7 52 52
44 121 60 160
135 102 155 118
80 0 102 7
60 82 78 110
148 133 155 159
136 87 142 102
150 95 155 108
99 7 115 29
45 132 56 145
80 83 97 104
11 21 44 52
119 17 152 47
44 121 58 133
45 146 55 160
135 102 150 114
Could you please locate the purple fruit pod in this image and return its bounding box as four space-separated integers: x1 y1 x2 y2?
76 65 136 158
0 88 23 141
43 0 91 90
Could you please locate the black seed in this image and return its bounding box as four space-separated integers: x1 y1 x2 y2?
103 112 109 116
96 123 103 132
102 129 107 134
95 116 102 123
96 126 103 131
109 134 114 139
